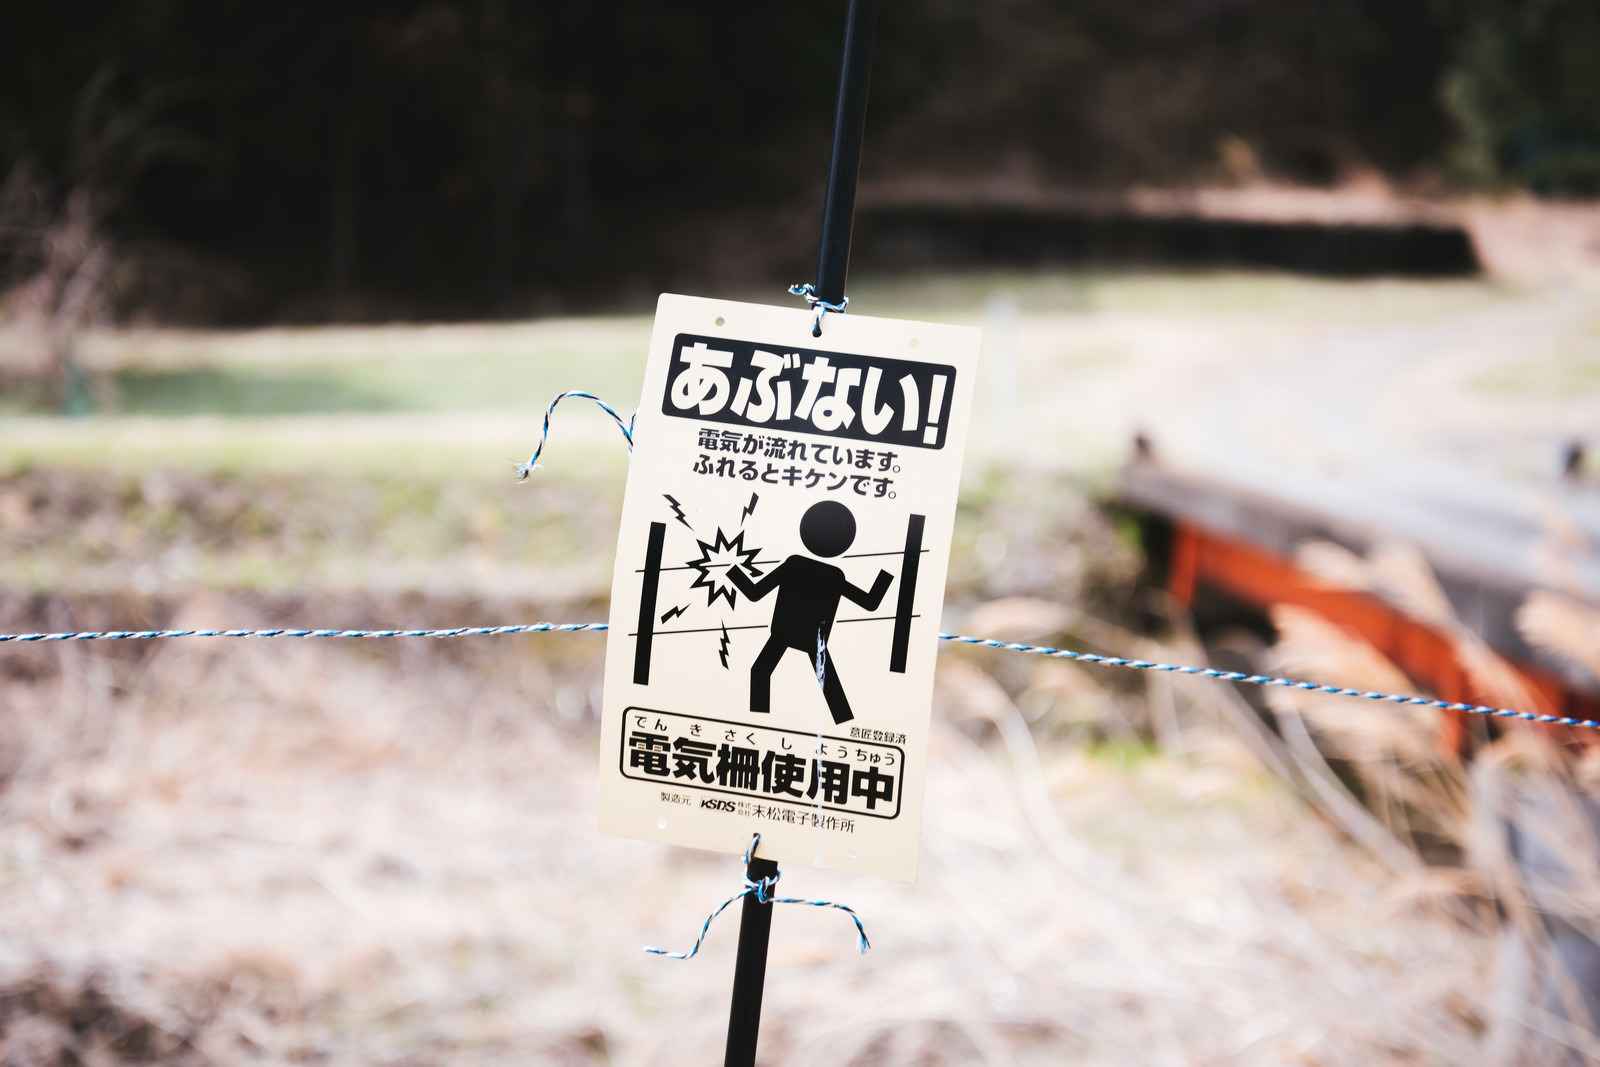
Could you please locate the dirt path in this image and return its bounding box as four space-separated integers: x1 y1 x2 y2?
978 276 1600 601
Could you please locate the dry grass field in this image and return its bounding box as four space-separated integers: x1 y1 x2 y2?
3 270 1599 1064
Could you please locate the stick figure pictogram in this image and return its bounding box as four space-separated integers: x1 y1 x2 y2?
729 500 892 724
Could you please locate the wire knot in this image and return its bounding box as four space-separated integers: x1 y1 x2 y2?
788 282 848 337
644 834 870 960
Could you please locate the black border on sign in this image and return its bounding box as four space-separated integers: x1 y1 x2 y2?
619 706 906 820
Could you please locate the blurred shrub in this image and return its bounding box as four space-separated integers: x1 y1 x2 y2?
1442 0 1600 194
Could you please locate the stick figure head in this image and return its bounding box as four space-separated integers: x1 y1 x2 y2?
799 500 856 558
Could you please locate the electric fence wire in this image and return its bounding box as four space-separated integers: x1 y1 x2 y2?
1 623 1593 731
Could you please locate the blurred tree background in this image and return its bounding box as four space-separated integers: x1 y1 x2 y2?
2 0 1597 325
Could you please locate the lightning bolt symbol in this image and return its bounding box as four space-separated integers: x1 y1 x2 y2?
663 494 692 530
660 604 690 624
741 492 759 525
717 623 731 669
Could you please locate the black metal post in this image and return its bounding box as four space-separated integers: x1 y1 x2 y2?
723 854 779 1067
812 0 880 313
722 10 880 1064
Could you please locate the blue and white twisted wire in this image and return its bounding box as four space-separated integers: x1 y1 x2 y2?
787 282 849 336
0 622 608 643
645 836 870 960
517 390 635 480
0 623 1591 732
937 633 1600 731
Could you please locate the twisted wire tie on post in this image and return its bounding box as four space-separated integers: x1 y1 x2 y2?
644 834 870 960
788 282 848 337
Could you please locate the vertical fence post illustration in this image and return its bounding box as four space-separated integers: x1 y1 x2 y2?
635 521 666 685
890 514 924 674
724 0 878 1063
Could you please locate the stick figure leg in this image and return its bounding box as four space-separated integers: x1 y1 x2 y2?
817 642 855 724
749 634 787 714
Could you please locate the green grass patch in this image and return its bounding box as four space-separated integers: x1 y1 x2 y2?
1084 735 1162 772
1470 350 1600 396
108 347 645 419
108 346 645 417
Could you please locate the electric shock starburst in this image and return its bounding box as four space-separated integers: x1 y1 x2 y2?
686 527 764 609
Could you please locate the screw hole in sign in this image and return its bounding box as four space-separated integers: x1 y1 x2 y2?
657 818 668 830
715 316 726 326
909 338 919 348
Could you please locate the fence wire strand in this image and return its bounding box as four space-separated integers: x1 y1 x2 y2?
0 622 1590 731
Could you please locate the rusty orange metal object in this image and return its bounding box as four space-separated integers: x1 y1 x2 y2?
1165 522 1598 755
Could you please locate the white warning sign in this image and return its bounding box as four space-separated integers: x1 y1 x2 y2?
599 294 979 881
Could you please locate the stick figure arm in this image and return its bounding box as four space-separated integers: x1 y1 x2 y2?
729 559 785 601
843 569 893 611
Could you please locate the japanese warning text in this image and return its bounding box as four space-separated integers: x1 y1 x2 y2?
662 333 958 449
621 708 905 820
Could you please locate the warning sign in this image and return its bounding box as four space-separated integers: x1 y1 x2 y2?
599 295 979 881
